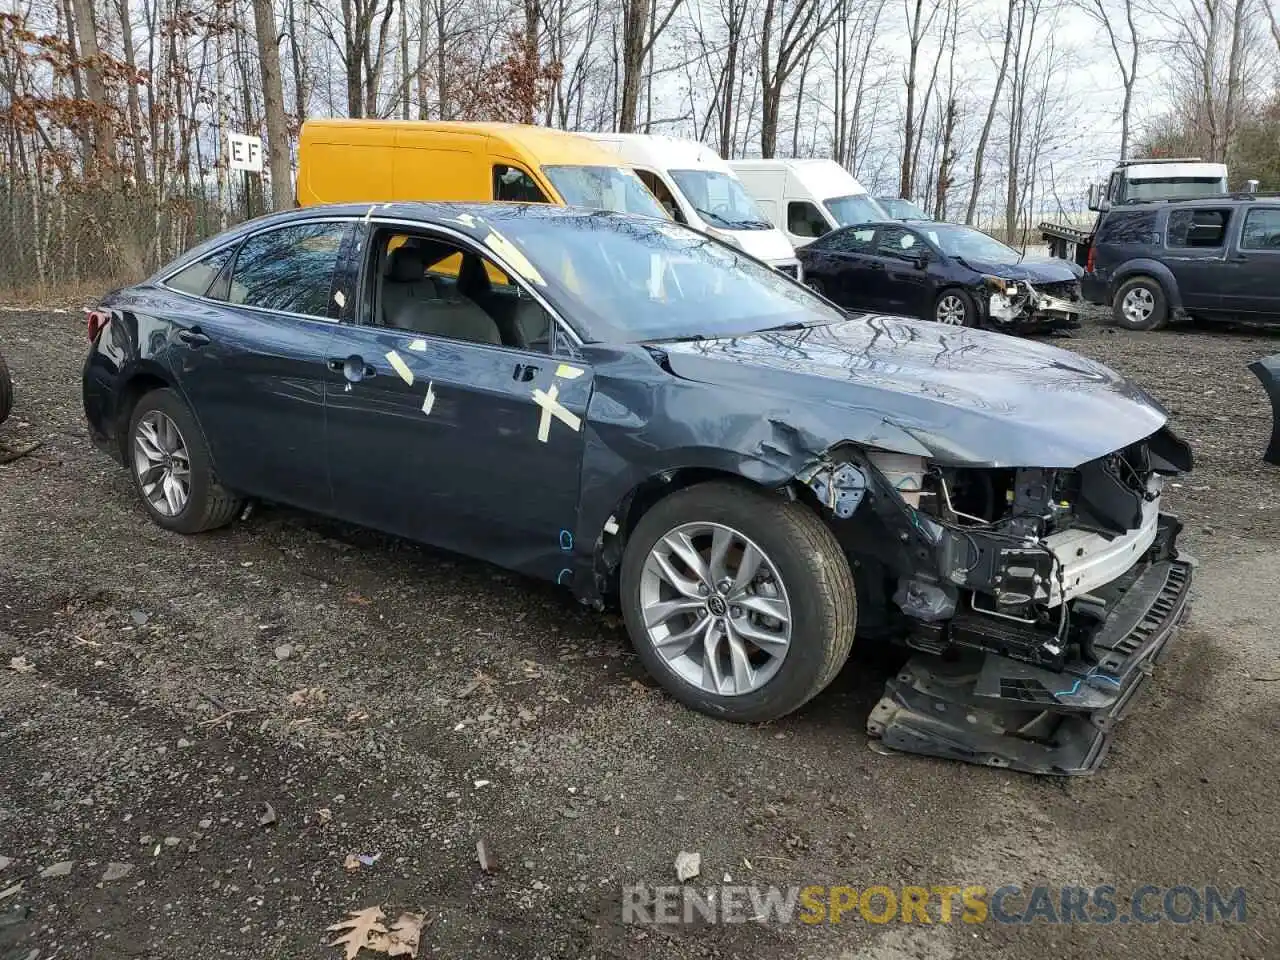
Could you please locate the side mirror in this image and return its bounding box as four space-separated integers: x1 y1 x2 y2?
913 254 929 270
1087 183 1101 211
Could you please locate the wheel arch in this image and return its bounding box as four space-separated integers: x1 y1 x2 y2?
1110 260 1183 313
582 464 794 608
114 365 176 461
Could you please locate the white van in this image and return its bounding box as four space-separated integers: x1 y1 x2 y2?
582 133 802 280
728 159 888 248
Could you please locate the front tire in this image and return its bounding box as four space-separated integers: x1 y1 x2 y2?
1112 276 1168 331
934 289 977 326
127 388 243 534
620 481 857 723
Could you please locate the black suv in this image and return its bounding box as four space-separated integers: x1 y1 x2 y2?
1084 196 1280 330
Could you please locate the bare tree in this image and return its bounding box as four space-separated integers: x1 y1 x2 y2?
253 0 295 208
899 0 940 196
618 0 684 131
759 0 831 157
965 0 1017 224
1074 0 1140 158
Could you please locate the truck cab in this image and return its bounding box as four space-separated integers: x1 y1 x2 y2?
1088 158 1228 210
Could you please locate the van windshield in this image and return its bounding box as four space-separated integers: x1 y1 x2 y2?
669 169 773 230
543 165 669 220
1124 177 1227 202
825 193 888 226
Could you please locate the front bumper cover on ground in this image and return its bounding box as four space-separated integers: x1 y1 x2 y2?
867 557 1193 775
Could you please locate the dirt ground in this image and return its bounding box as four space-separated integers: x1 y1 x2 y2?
1 305 1278 960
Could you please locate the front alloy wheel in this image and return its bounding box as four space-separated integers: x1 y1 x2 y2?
132 410 192 517
935 293 968 325
620 481 857 723
639 522 792 696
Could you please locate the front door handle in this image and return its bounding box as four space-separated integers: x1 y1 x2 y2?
513 363 539 382
177 327 211 347
328 355 377 382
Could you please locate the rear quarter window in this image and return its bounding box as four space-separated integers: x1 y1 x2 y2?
1098 210 1158 245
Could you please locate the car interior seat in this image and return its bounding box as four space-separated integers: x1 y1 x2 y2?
381 245 502 346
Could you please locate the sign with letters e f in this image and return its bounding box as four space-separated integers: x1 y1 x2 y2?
228 133 263 173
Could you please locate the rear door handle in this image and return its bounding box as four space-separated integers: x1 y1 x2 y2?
328 355 377 382
513 363 539 382
177 327 211 347
868 262 885 271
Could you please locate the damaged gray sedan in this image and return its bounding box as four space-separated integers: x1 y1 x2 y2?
83 202 1193 776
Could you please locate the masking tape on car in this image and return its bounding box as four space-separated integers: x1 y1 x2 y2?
334 290 345 308
555 364 584 380
533 384 581 442
422 381 436 416
408 339 428 352
485 231 546 286
386 350 414 386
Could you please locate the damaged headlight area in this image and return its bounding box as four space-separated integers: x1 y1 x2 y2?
799 431 1194 775
983 275 1082 331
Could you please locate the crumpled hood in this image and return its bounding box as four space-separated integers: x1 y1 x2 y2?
655 314 1171 468
955 256 1079 284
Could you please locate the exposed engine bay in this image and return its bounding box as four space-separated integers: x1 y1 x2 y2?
985 276 1082 331
799 429 1194 775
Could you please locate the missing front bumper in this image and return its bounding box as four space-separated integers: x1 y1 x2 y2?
867 558 1193 775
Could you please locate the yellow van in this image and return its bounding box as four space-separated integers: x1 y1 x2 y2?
297 120 669 219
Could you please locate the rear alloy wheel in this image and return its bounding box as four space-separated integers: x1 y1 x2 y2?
620 482 856 723
934 289 976 326
1113 276 1168 331
127 388 243 534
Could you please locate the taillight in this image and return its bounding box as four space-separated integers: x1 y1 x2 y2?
85 308 110 341
1085 243 1096 274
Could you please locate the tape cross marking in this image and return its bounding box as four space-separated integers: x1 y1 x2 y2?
422 381 436 416
533 384 581 442
386 349 414 386
555 363 584 380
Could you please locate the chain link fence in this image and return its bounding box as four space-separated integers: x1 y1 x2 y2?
0 178 257 302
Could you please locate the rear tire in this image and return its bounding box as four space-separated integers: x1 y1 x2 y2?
620 481 856 723
126 388 243 534
1112 276 1168 331
0 351 12 426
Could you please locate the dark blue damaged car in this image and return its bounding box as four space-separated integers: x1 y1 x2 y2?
83 203 1195 775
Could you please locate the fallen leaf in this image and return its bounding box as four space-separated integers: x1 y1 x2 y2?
343 853 362 871
316 808 333 827
345 593 373 605
257 801 277 827
327 906 387 960
7 656 34 674
287 686 327 708
380 912 425 958
674 850 701 882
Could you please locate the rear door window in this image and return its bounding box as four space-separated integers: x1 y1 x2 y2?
229 222 350 318
1166 209 1230 249
826 226 877 253
1241 208 1280 251
875 225 919 258
787 201 829 238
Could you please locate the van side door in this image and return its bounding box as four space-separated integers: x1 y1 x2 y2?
1222 206 1280 321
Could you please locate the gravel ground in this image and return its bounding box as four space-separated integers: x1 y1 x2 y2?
1 305 1278 960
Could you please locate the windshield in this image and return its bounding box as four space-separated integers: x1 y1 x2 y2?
488 210 843 341
879 197 932 221
668 169 772 230
1125 177 1227 202
542 165 669 219
825 193 889 226
921 224 1019 261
